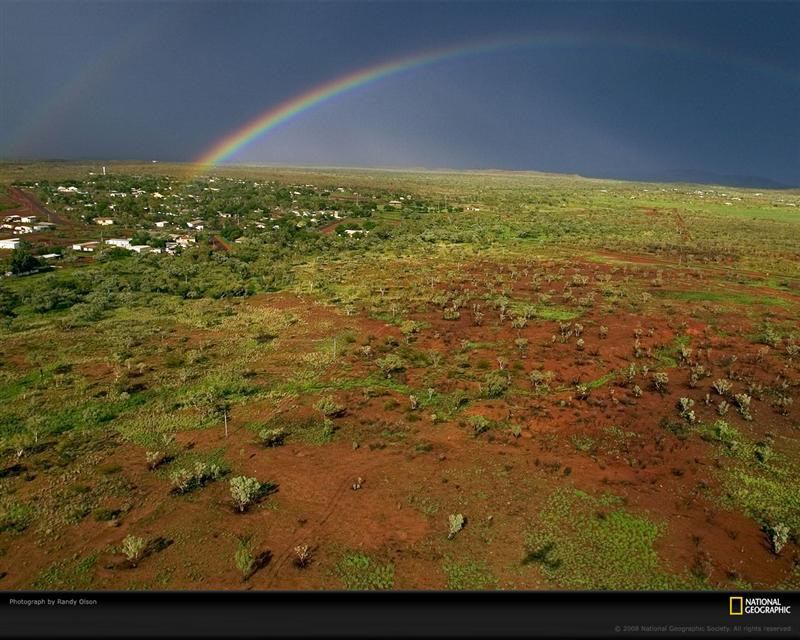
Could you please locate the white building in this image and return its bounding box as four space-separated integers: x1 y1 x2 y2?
95 218 115 225
71 242 99 252
106 238 131 249
154 220 169 228
0 238 20 250
33 222 56 232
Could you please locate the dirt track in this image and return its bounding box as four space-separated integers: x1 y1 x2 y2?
5 187 75 226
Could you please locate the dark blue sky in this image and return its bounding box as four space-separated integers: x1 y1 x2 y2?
1 1 798 185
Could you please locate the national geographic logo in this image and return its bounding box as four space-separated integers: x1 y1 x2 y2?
730 596 792 616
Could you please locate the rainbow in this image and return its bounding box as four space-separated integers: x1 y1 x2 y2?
195 31 799 171
6 19 162 157
194 37 509 170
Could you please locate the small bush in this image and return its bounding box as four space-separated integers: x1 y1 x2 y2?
230 476 262 512
120 535 146 567
677 397 696 423
448 513 466 540
145 450 166 470
92 507 121 522
712 419 738 446
712 379 732 396
529 369 555 393
293 544 312 568
651 372 669 394
169 461 222 494
258 427 287 447
315 396 345 418
766 523 790 555
234 537 256 581
483 371 510 398
469 415 491 436
376 354 405 378
734 393 753 421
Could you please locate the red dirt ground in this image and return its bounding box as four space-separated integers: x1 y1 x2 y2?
0 257 797 590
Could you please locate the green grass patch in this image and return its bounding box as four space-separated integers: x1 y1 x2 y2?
654 290 789 309
523 488 701 590
31 554 97 590
697 420 799 532
442 556 497 590
0 501 35 534
334 552 394 590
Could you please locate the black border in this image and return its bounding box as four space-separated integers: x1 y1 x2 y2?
2 590 797 638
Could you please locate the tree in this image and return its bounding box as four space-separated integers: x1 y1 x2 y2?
195 388 232 438
10 245 40 275
0 285 18 318
131 231 151 246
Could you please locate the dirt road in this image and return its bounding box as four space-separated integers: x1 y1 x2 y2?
6 187 75 226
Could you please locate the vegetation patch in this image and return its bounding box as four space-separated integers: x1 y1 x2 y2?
523 489 701 589
334 552 395 590
443 556 497 590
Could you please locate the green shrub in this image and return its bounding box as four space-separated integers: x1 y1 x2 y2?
766 523 790 555
234 537 257 581
651 372 669 394
734 393 753 421
677 397 696 423
712 379 732 396
448 513 466 539
120 535 146 567
376 354 405 378
468 415 491 436
483 371 510 398
258 427 287 447
230 476 262 512
169 461 222 494
315 395 345 418
529 369 555 393
711 419 738 447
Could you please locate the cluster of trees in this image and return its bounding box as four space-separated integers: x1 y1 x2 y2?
7 245 42 275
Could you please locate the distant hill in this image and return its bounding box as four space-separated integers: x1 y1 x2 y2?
613 169 797 190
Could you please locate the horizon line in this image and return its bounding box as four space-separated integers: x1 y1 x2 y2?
1 157 797 190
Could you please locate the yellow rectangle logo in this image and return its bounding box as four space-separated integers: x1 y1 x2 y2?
730 596 744 615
